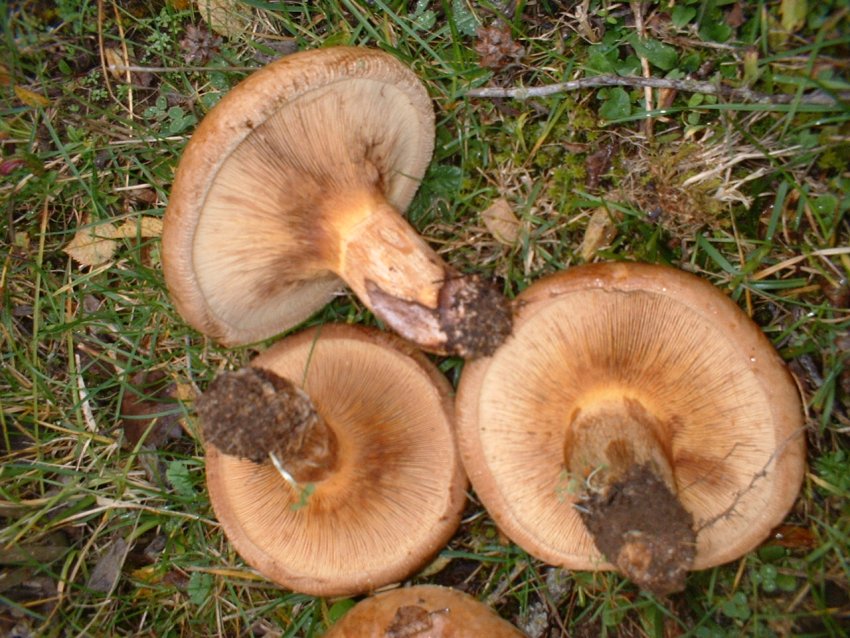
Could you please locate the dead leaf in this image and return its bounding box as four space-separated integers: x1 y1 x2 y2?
418 553 452 578
64 217 163 267
87 537 129 594
195 0 252 38
180 23 222 64
0 63 10 87
103 47 127 80
14 232 30 250
657 87 677 109
386 606 433 638
126 187 159 207
0 540 67 565
780 0 807 34
14 86 50 108
585 141 619 190
0 567 57 618
117 216 163 238
575 0 601 42
767 524 817 550
474 24 524 70
121 370 185 448
173 382 197 403
579 208 618 261
481 197 520 245
823 281 850 309
63 222 123 266
726 2 746 29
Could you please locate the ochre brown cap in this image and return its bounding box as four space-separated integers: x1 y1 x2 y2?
324 585 527 637
456 262 806 572
204 325 467 596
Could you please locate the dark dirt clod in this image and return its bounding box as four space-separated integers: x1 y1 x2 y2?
579 464 696 597
196 367 320 464
439 274 513 359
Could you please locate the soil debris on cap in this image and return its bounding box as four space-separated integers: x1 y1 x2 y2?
384 605 435 637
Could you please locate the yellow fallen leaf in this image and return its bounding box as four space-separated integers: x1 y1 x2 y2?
64 216 163 266
579 207 618 261
195 0 252 38
103 47 128 80
203 567 266 580
418 553 452 578
64 223 124 267
14 85 50 108
116 216 164 239
481 197 520 246
174 382 197 403
14 231 30 250
780 0 807 34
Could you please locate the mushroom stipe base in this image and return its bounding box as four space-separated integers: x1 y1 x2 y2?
579 464 696 596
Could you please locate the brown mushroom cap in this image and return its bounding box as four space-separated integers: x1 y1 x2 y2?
204 325 467 596
163 46 512 356
456 262 805 571
323 585 527 637
163 47 434 345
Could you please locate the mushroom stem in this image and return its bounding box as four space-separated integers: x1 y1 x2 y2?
197 367 339 484
564 396 696 596
334 198 513 358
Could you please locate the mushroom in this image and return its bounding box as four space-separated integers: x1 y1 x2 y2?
323 585 527 637
197 324 467 596
455 262 806 595
163 46 511 357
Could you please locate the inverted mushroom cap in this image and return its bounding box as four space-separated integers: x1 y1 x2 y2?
324 585 527 637
163 47 435 345
456 262 806 571
204 325 467 596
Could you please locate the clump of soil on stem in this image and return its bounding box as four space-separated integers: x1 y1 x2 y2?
196 367 321 464
579 464 696 596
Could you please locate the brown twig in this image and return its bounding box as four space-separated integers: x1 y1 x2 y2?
630 1 654 139
106 64 258 73
466 76 847 105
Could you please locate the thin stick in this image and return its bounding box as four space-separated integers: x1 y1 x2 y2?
630 1 655 139
466 75 847 105
107 64 258 73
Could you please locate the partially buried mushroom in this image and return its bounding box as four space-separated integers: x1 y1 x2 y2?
323 585 526 637
456 262 806 596
197 324 467 596
163 46 510 357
